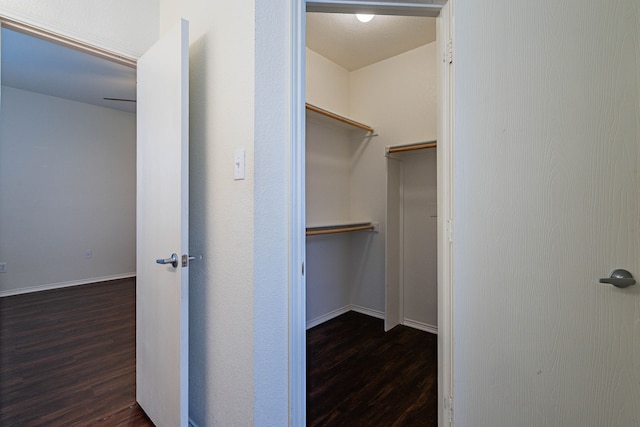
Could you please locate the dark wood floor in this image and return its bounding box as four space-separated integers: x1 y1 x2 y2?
307 311 438 426
0 278 153 426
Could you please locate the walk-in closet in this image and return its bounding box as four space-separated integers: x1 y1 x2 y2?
305 12 438 332
304 12 440 423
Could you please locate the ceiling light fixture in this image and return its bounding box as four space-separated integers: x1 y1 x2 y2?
356 14 375 23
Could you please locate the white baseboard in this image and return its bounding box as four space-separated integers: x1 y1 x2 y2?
0 272 136 298
403 318 438 334
351 304 384 320
306 305 351 329
306 304 385 329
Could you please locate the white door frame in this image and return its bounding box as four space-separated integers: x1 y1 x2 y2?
289 1 455 425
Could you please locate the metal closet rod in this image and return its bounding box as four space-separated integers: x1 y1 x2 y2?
306 222 376 236
305 103 375 133
386 140 437 154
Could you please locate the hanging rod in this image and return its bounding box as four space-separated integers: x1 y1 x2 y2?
386 140 437 155
306 222 377 236
306 103 375 133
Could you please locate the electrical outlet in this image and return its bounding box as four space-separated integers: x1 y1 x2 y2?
84 250 92 259
0 262 6 273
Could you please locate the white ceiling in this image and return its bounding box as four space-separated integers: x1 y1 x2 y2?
306 12 436 71
1 28 136 114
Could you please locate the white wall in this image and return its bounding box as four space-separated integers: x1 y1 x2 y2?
306 116 354 323
305 50 355 324
0 86 136 295
306 47 350 116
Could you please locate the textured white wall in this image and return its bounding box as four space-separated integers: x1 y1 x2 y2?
0 0 158 56
454 0 640 425
0 86 136 294
253 0 289 423
306 117 354 323
306 47 350 116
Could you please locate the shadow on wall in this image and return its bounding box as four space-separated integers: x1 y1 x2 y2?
187 33 210 426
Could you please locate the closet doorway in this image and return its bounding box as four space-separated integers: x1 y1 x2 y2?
302 1 452 424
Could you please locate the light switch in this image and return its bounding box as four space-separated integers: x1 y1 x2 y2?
234 149 246 180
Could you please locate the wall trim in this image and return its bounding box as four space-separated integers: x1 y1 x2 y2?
403 318 438 335
0 272 136 298
0 8 140 63
306 305 351 329
306 305 385 330
351 304 384 319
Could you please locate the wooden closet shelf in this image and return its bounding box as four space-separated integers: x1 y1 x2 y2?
306 103 375 133
306 222 377 236
386 140 437 154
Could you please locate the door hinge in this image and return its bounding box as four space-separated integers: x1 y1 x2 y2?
445 395 454 423
447 38 453 64
446 219 454 243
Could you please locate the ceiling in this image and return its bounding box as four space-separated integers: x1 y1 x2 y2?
1 13 435 114
1 28 136 114
306 13 436 71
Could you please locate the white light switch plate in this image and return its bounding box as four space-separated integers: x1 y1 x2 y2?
234 149 246 180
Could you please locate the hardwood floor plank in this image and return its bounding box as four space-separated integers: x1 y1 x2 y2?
307 311 437 426
0 279 153 426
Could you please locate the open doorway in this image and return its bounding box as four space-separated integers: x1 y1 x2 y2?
0 25 146 424
303 9 443 425
0 26 137 297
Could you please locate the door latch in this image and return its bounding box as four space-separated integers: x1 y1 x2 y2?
182 254 197 267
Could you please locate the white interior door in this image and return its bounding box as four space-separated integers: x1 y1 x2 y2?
136 19 189 427
452 1 640 425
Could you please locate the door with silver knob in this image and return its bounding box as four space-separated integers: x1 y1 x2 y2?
136 19 189 427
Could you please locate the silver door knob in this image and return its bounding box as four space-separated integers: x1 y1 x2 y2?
156 253 179 268
599 269 636 288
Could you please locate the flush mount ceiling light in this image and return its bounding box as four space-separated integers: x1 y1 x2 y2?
356 14 375 23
